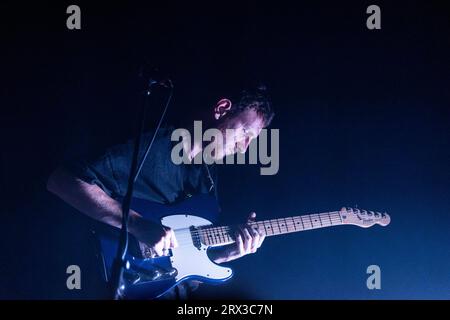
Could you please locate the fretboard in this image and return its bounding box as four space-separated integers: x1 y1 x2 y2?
196 211 343 247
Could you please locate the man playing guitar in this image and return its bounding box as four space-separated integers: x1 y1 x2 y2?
47 87 275 298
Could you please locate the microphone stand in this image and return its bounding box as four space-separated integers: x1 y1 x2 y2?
110 77 173 300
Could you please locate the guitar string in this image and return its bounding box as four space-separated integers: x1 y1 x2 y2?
138 211 382 249
189 214 343 237
172 211 343 241
171 216 344 247
136 211 383 253
188 212 343 236
188 219 343 240
147 211 384 250
156 219 345 249
178 221 342 242
186 215 343 238
149 212 345 248
168 223 344 249
177 224 338 245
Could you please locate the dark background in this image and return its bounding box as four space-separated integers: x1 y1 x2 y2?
1 1 449 299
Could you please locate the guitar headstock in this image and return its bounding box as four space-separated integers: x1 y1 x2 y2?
339 207 390 228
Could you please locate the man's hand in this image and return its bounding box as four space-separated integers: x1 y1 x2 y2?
47 167 177 258
130 217 178 258
235 212 266 256
209 212 266 264
46 167 178 258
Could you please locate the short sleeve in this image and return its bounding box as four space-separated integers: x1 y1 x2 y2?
64 151 120 198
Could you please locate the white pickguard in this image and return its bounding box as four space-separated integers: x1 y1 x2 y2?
160 215 233 282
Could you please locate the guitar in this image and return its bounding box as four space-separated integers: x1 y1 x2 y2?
94 193 390 299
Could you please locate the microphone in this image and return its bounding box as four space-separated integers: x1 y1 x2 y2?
153 78 173 89
138 65 173 91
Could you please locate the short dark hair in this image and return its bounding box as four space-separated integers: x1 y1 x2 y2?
227 85 275 127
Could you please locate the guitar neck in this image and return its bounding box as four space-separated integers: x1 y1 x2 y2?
199 211 343 247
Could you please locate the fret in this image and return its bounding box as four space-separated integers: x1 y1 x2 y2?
205 227 214 245
332 212 340 224
328 213 334 225
318 213 326 226
269 220 276 235
278 218 287 233
260 221 268 235
289 217 297 231
312 214 322 228
257 221 267 235
318 214 324 227
217 227 225 243
328 213 336 225
255 221 267 236
224 229 232 243
199 229 207 245
275 219 282 234
334 213 340 224
279 218 284 233
208 228 217 244
328 213 335 225
297 216 305 230
207 230 213 245
292 216 299 230
286 217 292 232
264 220 273 235
327 212 333 226
215 228 221 244
319 213 332 226
221 227 231 244
271 219 280 235
333 212 343 224
302 215 312 229
263 222 269 235
209 227 217 244
314 214 322 228
205 227 231 246
210 227 217 244
278 218 285 233
202 227 209 245
308 214 315 228
283 218 292 232
218 228 224 243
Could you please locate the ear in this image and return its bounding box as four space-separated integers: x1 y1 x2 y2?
214 98 232 120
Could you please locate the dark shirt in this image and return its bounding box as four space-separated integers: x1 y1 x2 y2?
66 127 217 206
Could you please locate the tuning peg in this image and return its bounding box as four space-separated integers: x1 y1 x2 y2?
379 212 391 226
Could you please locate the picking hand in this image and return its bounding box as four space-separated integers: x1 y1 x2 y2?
131 217 178 258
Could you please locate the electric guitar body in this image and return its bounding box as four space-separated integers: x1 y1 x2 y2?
96 194 231 300
95 193 390 299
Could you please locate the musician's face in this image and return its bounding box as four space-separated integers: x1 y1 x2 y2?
214 108 265 159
